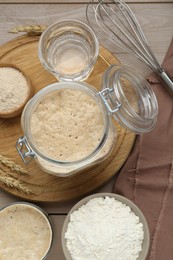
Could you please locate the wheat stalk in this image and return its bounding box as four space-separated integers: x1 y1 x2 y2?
0 175 34 195
0 155 28 175
9 25 47 36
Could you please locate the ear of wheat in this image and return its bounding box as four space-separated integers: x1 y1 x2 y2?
0 155 35 195
0 155 28 175
9 25 47 36
0 175 34 195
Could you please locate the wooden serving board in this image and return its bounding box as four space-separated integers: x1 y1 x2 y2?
0 35 135 202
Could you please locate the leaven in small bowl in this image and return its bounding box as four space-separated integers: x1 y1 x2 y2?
0 63 33 118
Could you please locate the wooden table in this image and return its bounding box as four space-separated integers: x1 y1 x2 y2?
0 1 172 259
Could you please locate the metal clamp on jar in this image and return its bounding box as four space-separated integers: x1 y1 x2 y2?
16 65 158 177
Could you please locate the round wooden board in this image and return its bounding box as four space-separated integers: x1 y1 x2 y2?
0 35 135 202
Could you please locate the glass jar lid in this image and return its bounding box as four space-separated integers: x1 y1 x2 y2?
100 65 158 133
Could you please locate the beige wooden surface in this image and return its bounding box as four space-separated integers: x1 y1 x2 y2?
0 1 173 259
0 36 135 202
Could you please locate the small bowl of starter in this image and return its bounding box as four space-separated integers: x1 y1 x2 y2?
0 202 53 259
62 193 150 260
0 63 33 118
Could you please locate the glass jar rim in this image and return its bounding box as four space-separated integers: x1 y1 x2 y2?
22 81 110 166
38 19 99 81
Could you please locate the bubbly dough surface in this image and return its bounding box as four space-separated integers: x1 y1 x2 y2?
0 204 52 260
30 89 104 161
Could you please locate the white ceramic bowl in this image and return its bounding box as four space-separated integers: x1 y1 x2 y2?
62 193 150 260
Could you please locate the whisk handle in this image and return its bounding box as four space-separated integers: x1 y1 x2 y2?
160 71 173 96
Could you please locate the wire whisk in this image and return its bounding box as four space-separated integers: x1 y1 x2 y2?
86 0 173 96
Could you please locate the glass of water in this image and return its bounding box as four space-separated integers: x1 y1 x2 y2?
38 19 99 82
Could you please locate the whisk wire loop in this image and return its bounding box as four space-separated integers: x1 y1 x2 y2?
103 2 158 69
86 0 163 73
86 0 173 95
104 0 161 73
115 0 162 71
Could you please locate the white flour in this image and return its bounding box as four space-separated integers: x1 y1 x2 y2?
0 67 29 111
65 196 144 260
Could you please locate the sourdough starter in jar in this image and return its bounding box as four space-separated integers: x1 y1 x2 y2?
30 89 105 162
0 203 52 260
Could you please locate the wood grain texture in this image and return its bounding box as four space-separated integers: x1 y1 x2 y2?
0 0 173 3
0 35 135 202
0 175 116 213
0 2 172 260
0 3 172 65
46 215 66 260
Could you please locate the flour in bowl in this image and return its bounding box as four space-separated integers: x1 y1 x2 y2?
0 67 29 112
65 196 144 260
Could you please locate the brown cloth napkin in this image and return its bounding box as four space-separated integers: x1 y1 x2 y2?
113 38 173 260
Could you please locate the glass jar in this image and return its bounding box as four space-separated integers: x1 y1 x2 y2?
16 65 158 177
38 19 99 82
